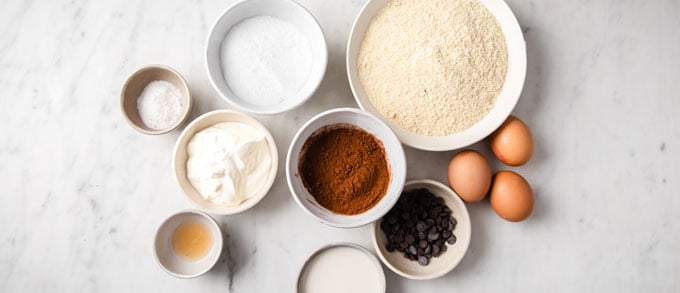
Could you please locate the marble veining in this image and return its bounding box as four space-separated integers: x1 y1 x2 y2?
0 0 678 292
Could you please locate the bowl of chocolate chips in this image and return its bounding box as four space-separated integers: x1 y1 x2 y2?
371 179 472 280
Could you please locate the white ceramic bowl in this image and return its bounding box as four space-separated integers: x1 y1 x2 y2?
297 243 386 293
173 110 278 215
286 108 406 228
154 210 223 278
347 0 527 151
205 0 327 115
371 179 471 280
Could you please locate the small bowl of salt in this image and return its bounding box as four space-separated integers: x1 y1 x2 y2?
205 0 327 115
121 65 192 135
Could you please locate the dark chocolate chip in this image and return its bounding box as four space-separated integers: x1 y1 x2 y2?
419 240 428 248
449 217 457 227
432 245 440 255
387 216 398 224
380 221 391 232
447 234 457 245
416 221 427 232
418 256 429 266
442 230 451 239
408 245 417 255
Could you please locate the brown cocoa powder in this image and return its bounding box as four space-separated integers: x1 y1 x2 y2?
299 123 390 215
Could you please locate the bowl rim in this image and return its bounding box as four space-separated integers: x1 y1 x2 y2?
120 64 193 135
204 0 328 115
172 109 279 215
153 209 224 278
346 0 527 151
285 107 406 228
296 242 386 293
370 179 472 280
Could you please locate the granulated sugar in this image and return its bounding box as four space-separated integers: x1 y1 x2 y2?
137 80 183 130
221 16 312 107
358 0 508 136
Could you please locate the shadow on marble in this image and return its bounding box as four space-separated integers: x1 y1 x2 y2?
509 21 551 224
204 217 235 291
204 238 233 290
383 268 406 292
513 24 549 168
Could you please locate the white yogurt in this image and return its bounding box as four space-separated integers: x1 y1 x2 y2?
186 121 272 206
299 245 384 293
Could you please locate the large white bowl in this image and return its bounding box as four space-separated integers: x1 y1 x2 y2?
173 110 278 215
205 0 327 115
371 179 472 280
286 108 406 228
347 0 527 151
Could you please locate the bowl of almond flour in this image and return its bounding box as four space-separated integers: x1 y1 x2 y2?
347 0 526 151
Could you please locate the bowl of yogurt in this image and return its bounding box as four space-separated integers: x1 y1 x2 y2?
173 110 278 215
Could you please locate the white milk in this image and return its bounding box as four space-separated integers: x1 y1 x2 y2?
299 246 383 293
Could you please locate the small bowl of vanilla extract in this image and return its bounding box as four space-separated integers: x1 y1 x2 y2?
154 210 223 278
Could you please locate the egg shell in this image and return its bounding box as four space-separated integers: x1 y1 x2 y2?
490 115 533 166
489 170 534 222
447 150 492 203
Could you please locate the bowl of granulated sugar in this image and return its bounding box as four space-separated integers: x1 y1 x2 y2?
205 0 327 115
347 0 527 151
121 65 192 135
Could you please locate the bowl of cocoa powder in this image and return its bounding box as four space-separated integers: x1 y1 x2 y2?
286 108 406 228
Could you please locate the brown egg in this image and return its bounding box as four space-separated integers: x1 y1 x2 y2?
490 115 533 166
489 171 534 222
447 150 492 203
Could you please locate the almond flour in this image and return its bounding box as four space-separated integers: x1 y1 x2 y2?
358 0 508 136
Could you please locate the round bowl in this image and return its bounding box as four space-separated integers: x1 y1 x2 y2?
154 210 223 278
205 0 327 115
297 243 386 293
286 108 406 228
120 65 192 135
347 0 526 151
371 179 471 280
173 110 278 215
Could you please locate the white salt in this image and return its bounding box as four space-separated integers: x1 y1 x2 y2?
220 16 312 107
137 80 184 130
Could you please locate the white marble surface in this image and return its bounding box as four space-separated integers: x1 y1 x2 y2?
1 0 679 291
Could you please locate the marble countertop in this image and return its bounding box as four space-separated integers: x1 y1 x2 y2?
1 0 678 291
